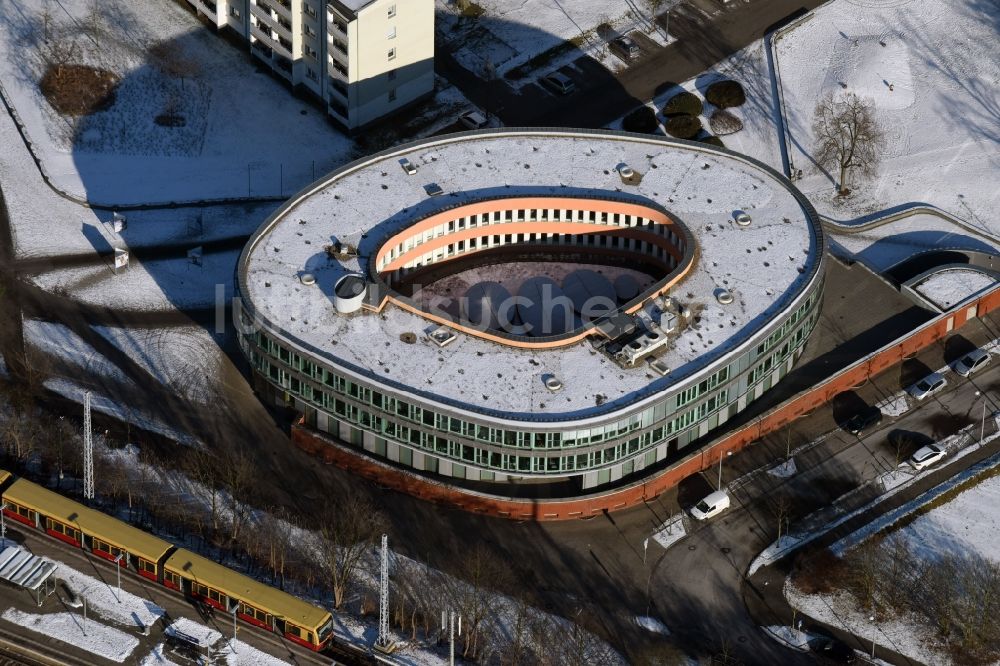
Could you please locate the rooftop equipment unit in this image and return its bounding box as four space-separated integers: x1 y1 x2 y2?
334 274 367 313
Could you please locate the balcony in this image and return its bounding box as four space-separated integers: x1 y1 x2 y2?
329 59 348 78
332 39 347 55
256 0 291 22
251 38 273 59
250 2 292 40
328 77 348 99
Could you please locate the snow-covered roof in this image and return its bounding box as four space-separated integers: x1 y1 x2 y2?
239 130 822 422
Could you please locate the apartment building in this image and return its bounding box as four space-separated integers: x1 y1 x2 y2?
183 0 434 131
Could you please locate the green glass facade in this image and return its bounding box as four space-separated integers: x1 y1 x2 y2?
237 281 822 489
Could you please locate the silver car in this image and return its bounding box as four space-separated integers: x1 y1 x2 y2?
907 372 947 400
953 348 991 377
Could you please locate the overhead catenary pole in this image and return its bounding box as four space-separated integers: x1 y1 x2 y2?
375 533 391 650
83 391 94 500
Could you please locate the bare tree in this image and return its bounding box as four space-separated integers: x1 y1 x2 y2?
314 493 386 609
451 543 511 659
812 92 885 194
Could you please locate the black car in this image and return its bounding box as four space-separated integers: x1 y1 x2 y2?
808 633 857 663
843 406 882 435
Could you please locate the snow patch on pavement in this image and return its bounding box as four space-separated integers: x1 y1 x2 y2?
635 615 670 635
1 609 139 662
52 560 164 629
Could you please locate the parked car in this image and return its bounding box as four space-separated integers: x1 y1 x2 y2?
459 110 489 130
610 35 641 61
807 630 857 663
690 490 731 520
843 405 882 435
953 348 991 377
906 372 947 400
541 72 576 95
910 443 946 471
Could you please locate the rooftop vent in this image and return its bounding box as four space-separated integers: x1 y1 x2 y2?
399 158 417 175
714 287 733 304
428 326 457 347
735 212 752 226
300 273 316 286
424 183 444 197
649 358 670 376
543 374 563 392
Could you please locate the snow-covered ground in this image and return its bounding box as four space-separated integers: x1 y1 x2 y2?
438 0 670 81
1 608 140 662
774 0 1000 226
912 268 997 311
52 559 165 629
138 644 180 666
46 376 200 445
827 214 1000 273
785 583 950 666
30 247 237 312
94 326 223 404
893 473 1000 564
650 514 688 550
761 625 810 651
0 0 357 204
636 615 670 635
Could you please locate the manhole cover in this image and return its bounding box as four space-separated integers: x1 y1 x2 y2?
688 545 697 551
721 547 731 554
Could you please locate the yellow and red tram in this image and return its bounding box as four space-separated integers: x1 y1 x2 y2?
0 470 333 652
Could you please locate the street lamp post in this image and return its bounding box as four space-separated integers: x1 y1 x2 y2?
869 615 876 659
718 450 733 491
1 501 8 545
976 391 987 446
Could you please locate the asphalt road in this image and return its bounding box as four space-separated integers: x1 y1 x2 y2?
438 0 828 129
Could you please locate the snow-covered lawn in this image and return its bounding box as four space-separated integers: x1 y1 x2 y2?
784 583 950 666
886 472 1000 565
24 319 133 386
94 326 223 404
45 377 199 445
0 0 356 204
911 268 997 311
774 0 1000 226
1 608 140 662
30 248 238 312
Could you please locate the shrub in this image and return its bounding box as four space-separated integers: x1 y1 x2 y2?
622 106 659 134
456 0 485 17
700 135 725 148
705 80 746 108
664 115 701 139
662 91 703 117
709 109 743 135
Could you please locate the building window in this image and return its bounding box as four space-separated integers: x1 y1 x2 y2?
306 67 317 81
387 47 396 61
387 68 396 81
304 24 316 37
305 44 317 59
230 6 241 18
387 25 396 39
387 4 396 17
304 2 317 18
388 88 396 102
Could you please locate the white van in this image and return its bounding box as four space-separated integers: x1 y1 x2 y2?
690 490 731 520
